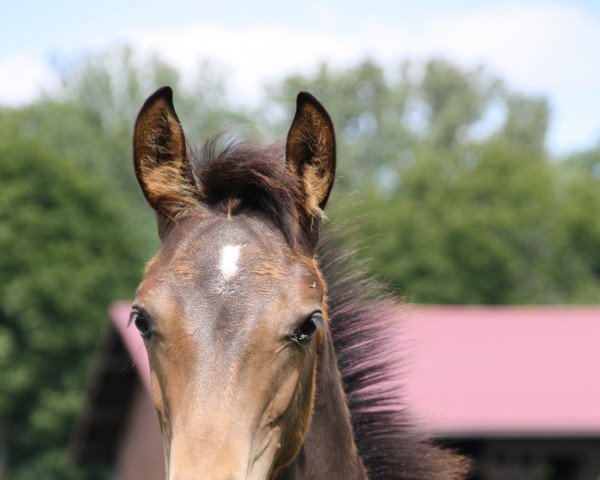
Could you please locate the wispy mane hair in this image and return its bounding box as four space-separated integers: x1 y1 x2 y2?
189 136 308 248
319 231 469 479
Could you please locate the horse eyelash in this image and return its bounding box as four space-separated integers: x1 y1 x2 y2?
128 305 149 327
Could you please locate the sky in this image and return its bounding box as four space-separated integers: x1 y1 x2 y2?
1 0 599 154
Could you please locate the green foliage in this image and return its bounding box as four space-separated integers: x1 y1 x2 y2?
267 60 415 189
266 58 538 191
10 449 84 480
1 46 599 478
497 93 549 151
0 47 258 260
54 45 256 150
0 137 145 478
267 58 597 303
0 46 259 479
344 142 600 303
560 144 600 291
420 60 492 148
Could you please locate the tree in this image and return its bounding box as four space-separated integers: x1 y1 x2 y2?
267 58 599 304
0 137 145 479
346 141 600 304
496 93 549 152
0 47 259 259
266 60 415 190
0 48 269 478
265 58 531 192
559 144 600 297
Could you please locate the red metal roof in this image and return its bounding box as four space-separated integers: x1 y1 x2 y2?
110 302 600 437
402 305 600 437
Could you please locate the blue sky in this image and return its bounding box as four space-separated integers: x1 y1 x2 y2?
1 0 599 154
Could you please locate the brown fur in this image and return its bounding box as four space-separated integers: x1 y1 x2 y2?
133 90 194 215
190 138 308 249
286 96 335 214
253 262 287 280
132 87 467 480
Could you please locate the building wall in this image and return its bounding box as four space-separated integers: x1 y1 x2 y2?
115 383 165 480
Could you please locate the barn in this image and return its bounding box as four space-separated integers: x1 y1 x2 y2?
70 303 600 480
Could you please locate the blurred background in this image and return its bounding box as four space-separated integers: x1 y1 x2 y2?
1 1 599 479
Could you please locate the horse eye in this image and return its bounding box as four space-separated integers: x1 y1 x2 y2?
290 312 322 345
130 309 152 340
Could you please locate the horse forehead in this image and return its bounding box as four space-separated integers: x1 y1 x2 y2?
153 215 321 326
168 214 300 280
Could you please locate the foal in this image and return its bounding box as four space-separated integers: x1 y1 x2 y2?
131 87 467 480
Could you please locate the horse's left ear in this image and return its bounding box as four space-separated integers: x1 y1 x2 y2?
286 92 336 219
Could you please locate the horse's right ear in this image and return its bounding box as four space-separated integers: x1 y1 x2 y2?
286 92 336 250
133 87 195 239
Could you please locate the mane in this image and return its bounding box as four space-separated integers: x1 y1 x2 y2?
188 136 467 479
318 232 469 479
189 136 308 248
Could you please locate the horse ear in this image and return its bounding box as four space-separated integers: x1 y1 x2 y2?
286 92 336 217
133 86 194 239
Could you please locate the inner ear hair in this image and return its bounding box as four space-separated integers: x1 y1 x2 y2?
286 92 336 216
133 87 196 228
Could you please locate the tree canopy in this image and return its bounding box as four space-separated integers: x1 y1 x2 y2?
0 135 146 478
266 58 598 303
1 47 599 479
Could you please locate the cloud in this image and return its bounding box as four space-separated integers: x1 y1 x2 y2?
1 2 598 152
0 53 58 106
123 24 363 101
393 2 600 152
122 2 600 152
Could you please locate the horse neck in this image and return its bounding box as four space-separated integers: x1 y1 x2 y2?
275 330 369 480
